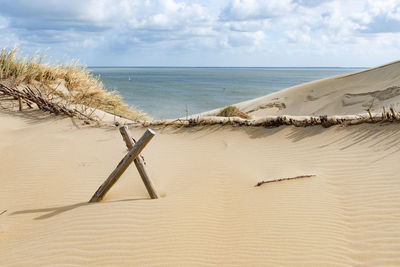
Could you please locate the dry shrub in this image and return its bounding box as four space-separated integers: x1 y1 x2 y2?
0 47 149 121
217 105 250 119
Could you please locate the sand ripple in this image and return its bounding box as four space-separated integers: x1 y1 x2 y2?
1 115 400 266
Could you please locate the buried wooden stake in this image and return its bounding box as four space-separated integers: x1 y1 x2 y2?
119 126 159 199
390 107 397 119
18 96 22 111
89 128 155 203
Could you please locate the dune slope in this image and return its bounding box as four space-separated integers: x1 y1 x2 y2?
202 61 400 118
1 111 400 266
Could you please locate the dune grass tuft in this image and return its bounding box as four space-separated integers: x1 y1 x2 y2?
0 47 149 121
217 105 250 119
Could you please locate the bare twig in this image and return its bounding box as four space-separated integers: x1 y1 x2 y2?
365 96 376 120
255 175 316 187
0 210 7 215
73 108 96 121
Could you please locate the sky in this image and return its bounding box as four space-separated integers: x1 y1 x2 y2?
0 0 399 67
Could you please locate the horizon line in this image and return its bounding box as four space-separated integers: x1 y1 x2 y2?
87 66 367 69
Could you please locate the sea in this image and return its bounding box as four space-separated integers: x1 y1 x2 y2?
89 67 363 119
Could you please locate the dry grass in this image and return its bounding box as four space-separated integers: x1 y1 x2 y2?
0 47 149 121
217 105 250 119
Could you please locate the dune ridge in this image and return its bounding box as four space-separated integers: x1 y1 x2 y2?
199 60 400 119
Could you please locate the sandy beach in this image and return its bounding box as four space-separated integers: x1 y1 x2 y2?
1 60 400 266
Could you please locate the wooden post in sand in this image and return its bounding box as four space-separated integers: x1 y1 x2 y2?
18 96 22 111
119 126 159 199
89 128 155 203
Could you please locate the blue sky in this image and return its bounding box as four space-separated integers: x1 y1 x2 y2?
0 0 399 67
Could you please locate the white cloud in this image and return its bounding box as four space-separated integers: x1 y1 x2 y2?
221 0 295 21
0 0 399 66
126 0 211 31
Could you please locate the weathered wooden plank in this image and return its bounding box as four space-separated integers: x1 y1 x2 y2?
119 126 159 199
89 128 155 203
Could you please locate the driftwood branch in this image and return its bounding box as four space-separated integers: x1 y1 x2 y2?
119 126 159 199
255 175 315 186
128 109 400 129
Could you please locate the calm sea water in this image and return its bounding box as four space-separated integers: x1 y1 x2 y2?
89 67 362 119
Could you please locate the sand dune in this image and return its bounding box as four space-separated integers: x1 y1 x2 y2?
200 60 400 118
1 110 400 266
2 60 400 266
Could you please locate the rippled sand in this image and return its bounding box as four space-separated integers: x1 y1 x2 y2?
1 110 399 266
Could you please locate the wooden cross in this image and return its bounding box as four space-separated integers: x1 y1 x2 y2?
89 126 159 203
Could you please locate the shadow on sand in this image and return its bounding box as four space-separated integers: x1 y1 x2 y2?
10 198 149 220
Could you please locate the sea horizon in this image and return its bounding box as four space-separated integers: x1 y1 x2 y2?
89 66 367 69
89 66 365 119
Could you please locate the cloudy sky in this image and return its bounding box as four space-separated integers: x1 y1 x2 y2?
0 0 399 67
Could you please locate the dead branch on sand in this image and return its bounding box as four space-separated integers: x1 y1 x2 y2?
128 109 400 129
255 175 316 186
0 83 96 121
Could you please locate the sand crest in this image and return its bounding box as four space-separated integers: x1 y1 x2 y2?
199 61 400 119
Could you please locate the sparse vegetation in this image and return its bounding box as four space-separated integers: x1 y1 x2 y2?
0 47 149 121
217 105 250 119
